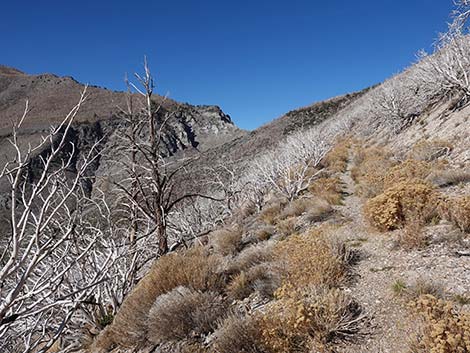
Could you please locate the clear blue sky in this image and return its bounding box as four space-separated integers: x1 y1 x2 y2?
1 0 454 130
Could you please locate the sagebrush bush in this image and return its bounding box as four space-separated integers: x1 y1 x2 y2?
211 227 244 256
226 242 274 274
364 181 441 231
97 247 225 348
255 225 276 241
147 286 226 343
260 286 363 352
259 200 286 225
279 198 312 219
445 196 470 233
408 139 453 161
308 177 344 205
280 197 333 220
213 314 266 353
274 227 351 290
226 264 280 300
409 295 470 353
275 216 298 238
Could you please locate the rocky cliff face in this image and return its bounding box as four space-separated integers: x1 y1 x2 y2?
0 66 245 215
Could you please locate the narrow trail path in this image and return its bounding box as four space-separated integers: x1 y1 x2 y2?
334 160 412 353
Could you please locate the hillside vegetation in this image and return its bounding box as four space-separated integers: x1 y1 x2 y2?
1 3 470 353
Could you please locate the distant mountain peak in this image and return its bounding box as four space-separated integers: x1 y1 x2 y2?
0 65 26 77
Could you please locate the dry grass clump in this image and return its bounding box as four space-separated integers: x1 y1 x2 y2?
211 227 244 256
279 198 310 219
226 264 280 300
426 168 470 187
227 242 274 274
275 216 298 238
321 138 351 173
279 197 312 219
308 177 344 205
255 225 276 241
409 295 470 353
259 200 287 225
408 139 453 161
96 247 225 348
280 197 333 221
351 145 396 198
260 286 363 352
213 314 266 353
274 228 351 290
304 198 334 223
147 286 226 343
364 181 441 231
148 246 226 294
444 196 470 233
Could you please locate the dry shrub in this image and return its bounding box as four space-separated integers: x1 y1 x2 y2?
96 247 225 348
213 314 266 353
211 227 244 256
395 220 429 250
147 286 226 343
308 177 344 205
260 286 363 352
259 201 286 225
279 198 312 219
255 225 275 241
275 217 298 238
445 196 470 233
226 263 280 300
409 295 470 353
274 228 351 290
227 242 274 274
364 181 441 231
304 198 334 223
426 168 470 187
321 138 351 173
280 197 333 220
351 145 396 197
383 159 434 189
408 139 453 161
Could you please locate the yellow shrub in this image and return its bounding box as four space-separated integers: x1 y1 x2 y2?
274 227 350 290
308 177 344 205
260 286 362 352
383 159 434 189
409 295 470 353
364 181 441 231
446 196 470 233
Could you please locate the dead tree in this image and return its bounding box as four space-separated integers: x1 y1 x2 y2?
113 58 221 256
0 89 113 353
